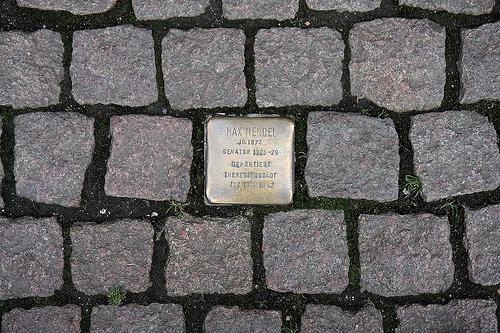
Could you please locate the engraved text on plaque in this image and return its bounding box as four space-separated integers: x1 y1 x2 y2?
205 115 294 205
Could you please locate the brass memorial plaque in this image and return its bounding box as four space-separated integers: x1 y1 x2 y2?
205 115 294 205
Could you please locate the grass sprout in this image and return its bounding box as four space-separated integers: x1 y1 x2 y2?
403 175 422 199
107 287 126 306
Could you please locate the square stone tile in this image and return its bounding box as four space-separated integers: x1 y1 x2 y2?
14 112 94 207
301 305 383 333
105 115 193 202
71 25 157 106
0 30 63 109
132 0 209 19
0 217 63 300
359 213 454 296
307 0 381 12
465 205 500 286
305 112 399 202
2 306 80 333
350 18 445 112
204 307 281 333
410 111 500 201
222 0 298 19
396 300 498 333
164 216 253 295
255 28 343 107
400 0 494 14
71 219 154 295
16 0 118 14
460 22 500 103
91 304 185 332
162 28 247 110
263 210 349 293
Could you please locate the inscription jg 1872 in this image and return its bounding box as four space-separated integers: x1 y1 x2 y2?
205 115 295 205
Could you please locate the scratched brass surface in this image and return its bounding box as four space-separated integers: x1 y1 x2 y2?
205 115 294 205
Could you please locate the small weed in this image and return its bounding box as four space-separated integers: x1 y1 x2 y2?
360 108 370 115
440 200 460 219
283 328 297 333
403 175 422 199
288 18 308 27
166 201 188 219
377 110 390 118
2 110 14 121
289 294 305 311
107 287 126 306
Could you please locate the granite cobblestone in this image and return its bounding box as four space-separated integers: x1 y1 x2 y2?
71 219 154 295
399 0 495 15
359 213 454 296
105 115 193 202
255 28 344 107
222 0 298 19
306 112 400 202
0 217 63 300
132 0 210 20
204 307 282 333
2 306 81 333
91 303 185 333
396 300 498 333
16 0 118 14
464 204 500 286
14 112 94 207
71 25 157 106
307 0 381 12
0 30 63 109
164 216 253 295
162 28 247 110
350 18 446 112
411 111 500 201
301 305 384 333
460 22 500 104
263 210 349 293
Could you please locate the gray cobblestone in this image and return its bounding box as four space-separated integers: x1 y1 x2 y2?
132 0 209 19
16 0 118 14
263 210 349 293
162 28 247 110
0 118 3 207
301 305 383 333
411 111 500 201
307 0 381 12
396 300 498 333
0 217 63 300
91 303 185 333
71 25 157 106
465 204 500 286
359 214 454 297
400 0 494 15
71 219 154 295
0 30 63 109
305 112 399 201
105 115 193 202
460 22 500 104
255 28 343 107
204 306 281 333
14 112 94 207
350 18 445 112
222 0 298 19
2 306 81 333
164 216 252 295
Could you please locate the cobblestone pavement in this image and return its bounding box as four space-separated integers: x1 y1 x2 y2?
0 0 499 332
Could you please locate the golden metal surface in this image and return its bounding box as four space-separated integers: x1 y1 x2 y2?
205 115 294 205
